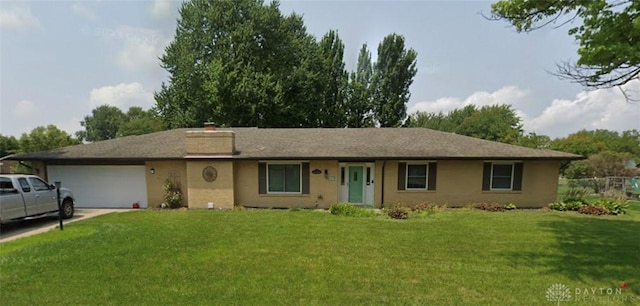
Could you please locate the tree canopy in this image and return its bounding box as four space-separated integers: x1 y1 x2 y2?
76 105 126 142
550 129 640 179
155 0 418 128
490 0 640 90
118 107 164 137
372 34 418 127
0 135 19 157
155 0 320 128
346 44 375 128
76 105 164 142
550 129 640 158
19 125 80 154
407 104 523 144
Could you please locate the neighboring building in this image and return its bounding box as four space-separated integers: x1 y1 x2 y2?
10 127 582 209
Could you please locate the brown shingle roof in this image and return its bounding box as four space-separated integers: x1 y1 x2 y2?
12 128 582 161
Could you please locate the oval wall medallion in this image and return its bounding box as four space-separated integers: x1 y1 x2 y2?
202 166 218 182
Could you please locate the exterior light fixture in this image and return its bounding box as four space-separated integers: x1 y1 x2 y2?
150 168 155 175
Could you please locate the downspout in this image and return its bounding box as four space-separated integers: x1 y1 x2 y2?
381 160 386 209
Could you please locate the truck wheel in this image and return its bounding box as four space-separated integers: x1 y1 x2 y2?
61 199 74 219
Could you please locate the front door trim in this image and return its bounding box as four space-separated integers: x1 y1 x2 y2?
339 162 374 206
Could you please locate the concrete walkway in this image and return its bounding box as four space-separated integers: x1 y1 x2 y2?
0 209 131 243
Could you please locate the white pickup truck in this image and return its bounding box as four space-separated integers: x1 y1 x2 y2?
0 174 75 224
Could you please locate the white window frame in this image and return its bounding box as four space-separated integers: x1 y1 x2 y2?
405 162 429 190
490 162 515 191
266 162 302 194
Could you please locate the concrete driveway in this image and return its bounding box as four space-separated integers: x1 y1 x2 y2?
0 209 131 243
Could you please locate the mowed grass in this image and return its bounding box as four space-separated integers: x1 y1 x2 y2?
1 205 640 305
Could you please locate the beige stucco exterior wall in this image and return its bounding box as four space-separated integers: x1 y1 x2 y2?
145 160 188 208
381 160 560 208
143 158 559 209
186 160 234 209
234 160 340 209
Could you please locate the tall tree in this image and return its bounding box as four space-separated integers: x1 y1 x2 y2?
455 104 523 143
371 34 418 127
155 0 319 128
346 44 374 127
77 105 164 142
76 105 126 142
19 125 80 153
490 0 640 90
316 30 348 127
0 134 19 157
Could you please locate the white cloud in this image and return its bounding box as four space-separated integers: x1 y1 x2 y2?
0 5 41 31
71 3 97 20
150 0 173 19
14 100 36 117
408 82 640 138
106 26 170 73
56 117 84 137
527 80 640 136
409 86 530 114
89 82 154 109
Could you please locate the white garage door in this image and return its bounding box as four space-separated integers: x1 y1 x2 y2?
47 165 148 208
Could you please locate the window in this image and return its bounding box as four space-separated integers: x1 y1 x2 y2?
259 162 309 195
491 164 513 190
17 178 31 192
267 164 301 193
29 177 50 191
406 164 428 189
482 162 523 191
0 177 13 189
0 177 17 194
397 162 437 191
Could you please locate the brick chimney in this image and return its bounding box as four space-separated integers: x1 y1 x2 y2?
185 124 235 157
204 122 216 131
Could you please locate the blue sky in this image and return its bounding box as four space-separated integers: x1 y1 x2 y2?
1 0 637 139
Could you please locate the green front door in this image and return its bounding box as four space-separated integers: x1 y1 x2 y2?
348 166 363 203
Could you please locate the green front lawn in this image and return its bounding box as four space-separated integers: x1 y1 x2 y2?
2 205 639 305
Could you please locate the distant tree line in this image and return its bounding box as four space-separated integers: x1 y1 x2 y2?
75 105 164 142
406 104 640 179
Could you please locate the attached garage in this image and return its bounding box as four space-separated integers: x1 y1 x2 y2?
47 165 148 208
